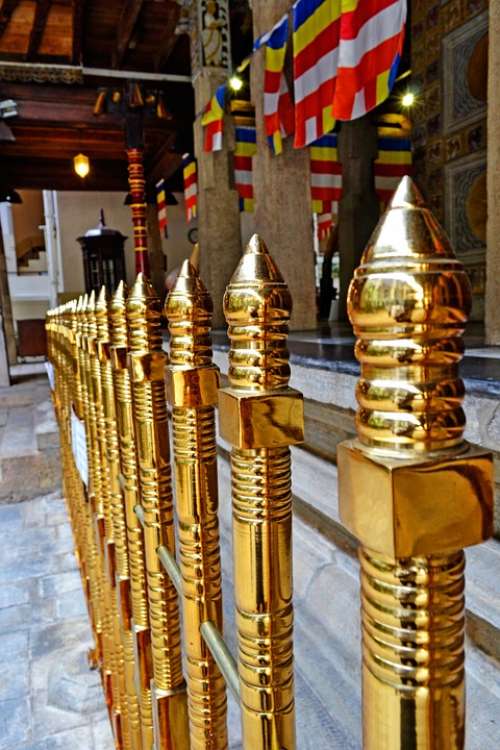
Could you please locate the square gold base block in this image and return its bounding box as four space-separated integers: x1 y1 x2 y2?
218 387 304 449
151 681 189 750
338 440 493 558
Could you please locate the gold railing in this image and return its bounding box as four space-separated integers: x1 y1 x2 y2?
46 178 493 750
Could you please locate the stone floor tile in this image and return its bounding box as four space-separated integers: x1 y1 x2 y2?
0 631 29 662
30 689 89 741
0 658 29 702
21 499 47 528
17 725 95 750
0 697 30 750
0 603 32 633
0 504 23 531
55 589 87 620
38 570 82 599
0 581 31 609
91 717 115 749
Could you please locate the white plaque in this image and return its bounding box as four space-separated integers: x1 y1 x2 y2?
71 408 88 487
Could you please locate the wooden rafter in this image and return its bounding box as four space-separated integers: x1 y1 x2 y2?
26 0 51 61
112 0 145 69
71 0 85 65
153 3 181 72
0 0 20 37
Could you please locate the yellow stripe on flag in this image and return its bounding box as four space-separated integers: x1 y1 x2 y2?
376 69 390 105
294 0 341 57
310 146 339 161
184 162 196 178
235 142 258 157
266 45 287 73
376 150 412 165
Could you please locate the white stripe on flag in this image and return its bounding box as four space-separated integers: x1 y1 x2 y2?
294 46 339 104
234 170 253 184
311 173 343 188
213 131 223 151
338 2 406 69
185 184 197 200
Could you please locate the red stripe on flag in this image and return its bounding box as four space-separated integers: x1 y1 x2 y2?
339 0 400 39
310 160 342 175
294 18 341 78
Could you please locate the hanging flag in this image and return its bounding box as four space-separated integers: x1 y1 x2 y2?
234 118 257 212
156 179 168 239
310 132 342 214
333 0 407 120
257 13 294 154
182 155 198 223
292 0 342 148
317 210 334 240
374 133 412 207
201 84 227 152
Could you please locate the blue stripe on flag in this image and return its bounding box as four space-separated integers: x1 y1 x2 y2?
388 53 401 91
254 12 288 50
377 137 411 151
235 127 257 144
312 133 338 148
293 0 327 31
267 15 288 49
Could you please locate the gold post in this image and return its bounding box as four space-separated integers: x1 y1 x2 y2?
219 235 304 750
111 281 155 750
96 287 143 750
165 260 228 750
337 178 494 749
126 273 189 750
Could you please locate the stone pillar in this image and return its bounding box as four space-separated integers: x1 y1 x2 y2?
337 117 379 322
251 1 317 330
146 204 166 301
0 232 16 367
486 0 500 343
191 1 242 328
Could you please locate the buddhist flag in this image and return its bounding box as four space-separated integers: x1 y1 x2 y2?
182 155 198 223
156 179 168 239
292 0 341 148
333 0 407 120
256 13 294 155
234 118 257 212
310 132 342 214
317 211 334 240
202 84 227 152
374 134 412 207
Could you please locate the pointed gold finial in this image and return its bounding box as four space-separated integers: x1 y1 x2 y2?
224 234 291 391
189 242 200 271
165 260 213 368
348 176 472 455
110 281 128 349
126 273 162 353
95 286 110 344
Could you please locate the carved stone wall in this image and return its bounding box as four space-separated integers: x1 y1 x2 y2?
411 0 488 319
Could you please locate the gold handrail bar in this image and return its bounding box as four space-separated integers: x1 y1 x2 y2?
134 504 241 701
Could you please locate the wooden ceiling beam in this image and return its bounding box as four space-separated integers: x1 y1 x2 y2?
26 0 51 61
152 3 181 72
112 0 145 69
0 0 20 37
71 0 85 65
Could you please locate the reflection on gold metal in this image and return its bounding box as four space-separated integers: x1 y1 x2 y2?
220 235 304 750
97 287 143 750
110 282 154 750
337 177 494 749
165 260 228 750
126 273 189 750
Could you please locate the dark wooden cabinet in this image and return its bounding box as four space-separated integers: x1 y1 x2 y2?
77 211 127 295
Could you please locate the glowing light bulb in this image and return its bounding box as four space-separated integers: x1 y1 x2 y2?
229 75 243 92
74 153 90 179
401 91 416 108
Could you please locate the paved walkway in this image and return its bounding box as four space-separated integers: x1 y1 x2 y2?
0 492 114 750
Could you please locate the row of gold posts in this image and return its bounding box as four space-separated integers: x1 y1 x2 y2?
46 176 493 750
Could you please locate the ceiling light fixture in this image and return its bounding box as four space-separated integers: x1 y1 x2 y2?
74 153 90 179
229 75 244 92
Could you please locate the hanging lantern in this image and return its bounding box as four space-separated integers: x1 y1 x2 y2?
74 153 90 179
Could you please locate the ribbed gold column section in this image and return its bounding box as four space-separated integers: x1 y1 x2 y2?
96 287 143 750
76 295 104 667
165 260 228 750
219 235 304 750
337 178 494 750
86 294 130 748
126 273 189 750
111 281 154 750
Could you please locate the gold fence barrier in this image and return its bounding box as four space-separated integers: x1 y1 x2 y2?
46 179 493 750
